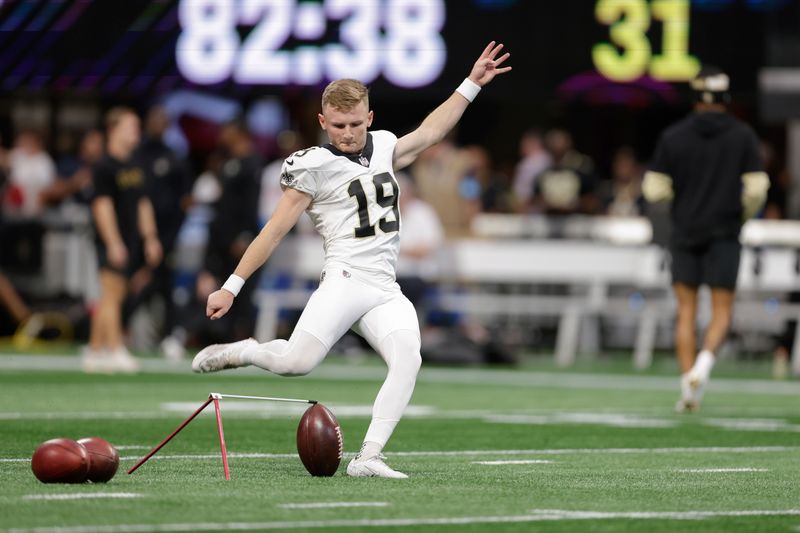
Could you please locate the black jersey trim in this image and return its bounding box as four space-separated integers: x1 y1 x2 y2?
322 132 374 166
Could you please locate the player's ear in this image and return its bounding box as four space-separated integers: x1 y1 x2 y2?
367 110 374 127
317 113 326 130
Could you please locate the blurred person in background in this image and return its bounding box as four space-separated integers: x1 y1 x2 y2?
84 107 162 373
134 105 193 359
159 150 225 361
530 128 598 215
760 140 797 379
260 130 305 226
3 130 56 217
602 146 645 217
41 129 104 207
395 172 444 321
195 120 262 343
512 129 551 212
642 67 769 411
0 157 33 333
411 132 476 238
464 145 514 214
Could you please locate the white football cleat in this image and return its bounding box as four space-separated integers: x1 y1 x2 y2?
82 346 140 374
346 454 408 479
81 348 114 374
110 347 141 374
675 398 699 414
192 338 257 373
676 372 702 413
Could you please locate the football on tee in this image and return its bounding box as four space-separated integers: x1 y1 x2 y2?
77 437 120 482
31 438 90 483
296 403 343 476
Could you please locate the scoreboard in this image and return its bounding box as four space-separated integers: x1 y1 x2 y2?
0 0 795 101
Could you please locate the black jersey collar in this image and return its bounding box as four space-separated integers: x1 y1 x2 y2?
323 133 373 167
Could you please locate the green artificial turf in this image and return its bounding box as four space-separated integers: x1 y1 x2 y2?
0 355 798 532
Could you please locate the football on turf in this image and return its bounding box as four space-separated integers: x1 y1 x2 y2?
296 403 343 476
77 437 120 482
31 438 90 483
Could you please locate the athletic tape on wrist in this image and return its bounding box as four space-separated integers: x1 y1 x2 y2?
222 274 245 297
456 78 481 103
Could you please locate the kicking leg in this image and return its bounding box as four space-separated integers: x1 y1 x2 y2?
192 329 328 375
193 270 369 374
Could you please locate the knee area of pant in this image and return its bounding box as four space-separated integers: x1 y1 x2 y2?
396 349 422 375
271 359 314 376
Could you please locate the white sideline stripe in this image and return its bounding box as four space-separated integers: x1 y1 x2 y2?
484 413 676 428
22 493 142 501
6 509 800 532
677 468 769 473
473 460 555 465
278 502 389 509
3 355 799 396
3 445 798 463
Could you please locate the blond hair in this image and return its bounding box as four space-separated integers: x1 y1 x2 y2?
321 79 369 111
105 106 137 133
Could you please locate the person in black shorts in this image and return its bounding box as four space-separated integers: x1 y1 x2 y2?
85 107 162 373
643 66 770 412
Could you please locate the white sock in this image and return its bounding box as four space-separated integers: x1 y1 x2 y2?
363 330 422 448
680 372 692 401
692 350 715 381
356 441 383 461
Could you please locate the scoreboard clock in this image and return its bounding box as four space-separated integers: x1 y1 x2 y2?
176 0 446 88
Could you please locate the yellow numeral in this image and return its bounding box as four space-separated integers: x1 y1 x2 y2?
592 0 651 82
650 0 700 80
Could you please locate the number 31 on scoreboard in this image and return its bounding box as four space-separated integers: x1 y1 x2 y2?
593 0 701 83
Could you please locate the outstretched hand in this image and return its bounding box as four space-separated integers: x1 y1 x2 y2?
206 289 234 320
468 41 512 87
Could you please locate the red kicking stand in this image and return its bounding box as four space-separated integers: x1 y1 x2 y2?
127 394 230 480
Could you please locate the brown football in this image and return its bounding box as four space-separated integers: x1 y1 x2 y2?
296 403 343 476
77 437 119 482
31 438 90 483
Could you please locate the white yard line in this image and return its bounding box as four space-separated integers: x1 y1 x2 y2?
390 446 800 457
5 509 800 532
278 502 389 509
676 468 769 473
2 355 798 395
3 445 798 464
473 460 555 465
22 493 142 501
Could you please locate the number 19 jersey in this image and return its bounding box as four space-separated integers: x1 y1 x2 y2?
280 131 401 281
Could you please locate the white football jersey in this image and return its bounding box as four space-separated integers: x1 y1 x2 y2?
280 131 401 280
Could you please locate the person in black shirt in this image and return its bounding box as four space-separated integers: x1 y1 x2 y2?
192 120 262 344
85 107 162 373
643 67 769 412
134 105 192 355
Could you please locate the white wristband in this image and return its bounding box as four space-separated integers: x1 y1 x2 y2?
456 78 481 103
222 274 245 297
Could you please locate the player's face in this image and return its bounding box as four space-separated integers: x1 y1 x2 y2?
318 101 373 154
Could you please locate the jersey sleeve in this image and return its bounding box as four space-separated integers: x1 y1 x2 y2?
279 153 317 197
